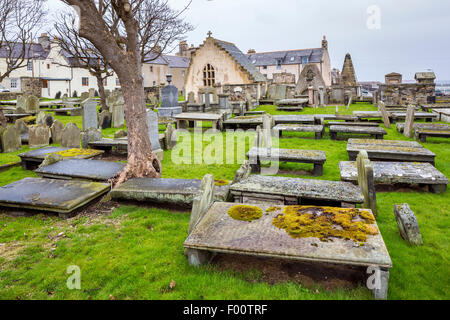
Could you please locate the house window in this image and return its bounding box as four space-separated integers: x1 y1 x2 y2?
116 78 120 86
276 59 282 70
27 60 33 71
150 66 153 72
263 65 267 70
47 63 50 69
302 57 309 65
42 79 48 89
203 64 215 87
82 77 89 86
10 78 18 89
182 71 185 77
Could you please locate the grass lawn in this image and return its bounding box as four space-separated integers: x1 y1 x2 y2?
0 103 448 300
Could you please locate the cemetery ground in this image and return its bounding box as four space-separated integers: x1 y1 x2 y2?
0 103 448 300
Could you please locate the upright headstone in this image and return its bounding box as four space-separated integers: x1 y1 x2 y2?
308 86 314 106
61 123 81 148
378 101 391 128
42 114 54 128
318 86 325 107
80 92 89 101
89 88 95 99
106 93 117 111
28 125 50 148
14 119 28 134
394 203 423 246
262 115 273 148
98 110 112 129
50 120 64 144
187 92 195 104
232 161 251 184
0 126 21 153
82 99 98 130
146 110 163 159
36 111 46 126
112 103 125 128
357 150 377 216
404 105 415 138
16 95 26 111
81 127 102 149
204 92 211 109
158 75 182 118
25 95 39 114
218 93 230 110
164 123 176 150
189 174 215 234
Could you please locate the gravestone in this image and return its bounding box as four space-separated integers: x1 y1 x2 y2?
16 95 26 111
36 111 46 126
146 110 163 159
41 114 54 128
158 75 182 118
308 86 314 106
164 124 176 150
204 92 211 108
25 95 39 114
188 174 215 235
232 161 251 184
0 125 21 153
50 120 64 144
318 86 325 107
28 125 50 148
148 95 158 108
378 101 391 128
82 99 98 130
356 150 377 216
187 92 195 104
394 204 423 245
106 94 117 111
38 153 62 169
89 88 95 99
61 123 81 148
262 115 273 148
14 119 28 134
80 92 89 101
218 93 230 110
81 127 102 149
112 103 125 128
403 105 415 138
98 110 112 129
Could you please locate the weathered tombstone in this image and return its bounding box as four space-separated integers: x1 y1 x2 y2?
80 92 89 101
189 174 215 234
61 123 81 148
158 74 182 118
262 115 273 148
14 119 28 134
232 161 251 184
82 99 98 130
42 114 54 128
16 95 26 111
308 86 314 106
98 110 112 129
187 92 195 104
38 153 62 169
403 105 415 138
28 125 50 148
80 127 102 149
50 120 64 144
89 88 95 99
164 123 176 150
36 111 46 126
318 86 325 107
112 103 125 128
106 93 117 111
25 95 39 114
0 126 21 153
394 203 423 246
146 110 163 159
357 150 377 216
148 95 158 108
218 93 230 110
378 101 391 128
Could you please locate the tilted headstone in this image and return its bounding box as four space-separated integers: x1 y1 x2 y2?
82 99 98 130
394 203 423 246
38 153 62 169
0 125 21 153
25 95 39 114
357 150 377 216
14 119 28 134
28 125 50 148
61 123 81 148
164 123 176 150
232 161 251 184
50 120 64 144
378 101 391 128
80 127 102 149
98 110 112 129
146 110 162 154
404 105 415 138
112 103 125 128
189 174 215 234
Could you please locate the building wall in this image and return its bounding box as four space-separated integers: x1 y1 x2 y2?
379 83 436 106
142 63 168 88
170 67 186 95
184 37 253 100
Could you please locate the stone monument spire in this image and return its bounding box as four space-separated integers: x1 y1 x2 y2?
341 53 358 87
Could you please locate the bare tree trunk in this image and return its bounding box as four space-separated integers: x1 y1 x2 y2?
95 74 108 112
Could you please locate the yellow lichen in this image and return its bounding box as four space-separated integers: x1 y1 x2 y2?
265 206 281 213
214 179 230 187
272 206 378 244
20 116 36 123
51 148 99 158
228 205 263 222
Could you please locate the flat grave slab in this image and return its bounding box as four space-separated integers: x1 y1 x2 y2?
229 175 364 207
111 178 230 207
175 112 223 130
272 124 324 139
53 108 82 116
327 121 380 127
353 111 382 120
390 112 437 122
431 108 450 122
185 202 391 299
35 159 126 182
18 147 104 170
275 98 309 106
415 128 450 142
421 104 450 111
396 122 450 133
276 106 303 111
223 115 263 129
340 161 448 193
88 138 128 152
347 139 436 165
246 147 326 176
314 114 358 123
273 115 315 124
330 125 387 140
244 111 266 116
0 177 110 215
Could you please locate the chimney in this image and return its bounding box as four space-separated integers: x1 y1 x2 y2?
178 40 188 56
38 33 50 51
322 35 328 50
247 49 256 54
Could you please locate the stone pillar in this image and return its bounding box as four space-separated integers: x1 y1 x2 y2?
308 86 314 106
318 86 325 107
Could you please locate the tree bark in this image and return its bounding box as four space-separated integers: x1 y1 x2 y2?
95 74 108 112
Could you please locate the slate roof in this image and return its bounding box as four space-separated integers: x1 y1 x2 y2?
0 42 48 59
415 72 436 80
246 48 324 67
165 55 190 68
214 39 266 82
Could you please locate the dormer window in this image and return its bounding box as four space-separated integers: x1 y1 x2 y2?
302 57 309 65
276 59 282 70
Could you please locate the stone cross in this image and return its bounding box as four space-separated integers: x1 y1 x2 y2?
356 150 377 216
403 105 415 138
378 101 391 129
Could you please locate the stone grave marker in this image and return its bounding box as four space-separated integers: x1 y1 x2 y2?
82 99 98 130
14 119 28 134
61 123 81 148
89 88 95 99
112 103 125 128
187 92 195 104
50 120 64 144
218 93 230 110
42 114 54 128
403 105 415 138
80 92 89 101
28 125 50 148
189 174 215 235
146 110 163 158
0 125 21 153
98 110 112 129
81 127 102 149
394 203 423 245
164 123 176 150
16 96 26 111
378 101 391 128
356 150 377 216
232 161 251 184
25 95 39 114
36 111 46 126
114 129 127 139
159 75 182 118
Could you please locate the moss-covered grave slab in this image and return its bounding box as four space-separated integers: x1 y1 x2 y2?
18 147 104 170
35 159 126 182
272 124 324 139
396 122 450 133
273 115 315 124
229 175 364 207
0 177 110 214
330 125 387 140
223 115 263 129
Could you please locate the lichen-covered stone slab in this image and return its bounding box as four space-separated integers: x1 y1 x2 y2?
0 177 110 213
273 115 315 124
394 204 423 245
230 175 364 205
327 122 380 127
223 115 263 126
88 138 128 150
339 161 449 187
247 147 326 163
330 125 387 138
175 112 222 121
275 98 309 106
314 114 358 122
35 159 125 182
273 124 324 133
184 202 392 268
396 122 450 133
390 112 437 121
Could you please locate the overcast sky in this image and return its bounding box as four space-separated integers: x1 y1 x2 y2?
48 0 450 81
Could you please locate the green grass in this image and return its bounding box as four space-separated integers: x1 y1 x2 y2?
0 103 448 300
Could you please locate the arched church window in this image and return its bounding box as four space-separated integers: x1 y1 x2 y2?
203 64 215 87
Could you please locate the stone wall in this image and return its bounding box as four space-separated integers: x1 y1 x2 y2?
20 77 42 97
222 83 260 100
379 83 436 106
0 92 22 100
272 72 296 85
